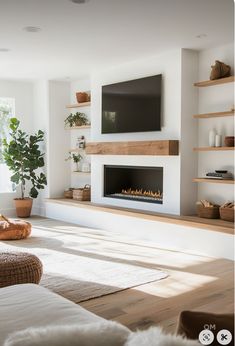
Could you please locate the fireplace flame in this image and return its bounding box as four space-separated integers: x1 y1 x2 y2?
121 188 162 198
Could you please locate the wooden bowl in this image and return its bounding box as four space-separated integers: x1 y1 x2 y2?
224 136 234 147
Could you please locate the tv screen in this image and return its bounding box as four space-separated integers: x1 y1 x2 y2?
102 74 162 134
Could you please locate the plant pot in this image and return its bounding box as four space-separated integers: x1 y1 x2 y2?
76 92 89 103
14 198 33 218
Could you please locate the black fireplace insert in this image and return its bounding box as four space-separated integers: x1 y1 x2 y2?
104 165 163 204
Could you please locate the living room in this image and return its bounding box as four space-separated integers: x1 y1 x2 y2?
0 0 234 345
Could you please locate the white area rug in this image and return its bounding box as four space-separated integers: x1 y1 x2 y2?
0 218 167 303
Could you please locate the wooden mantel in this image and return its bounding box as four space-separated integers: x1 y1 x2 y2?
85 140 179 156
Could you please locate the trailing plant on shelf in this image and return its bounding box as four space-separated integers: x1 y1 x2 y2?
66 152 83 171
65 112 90 128
2 118 47 217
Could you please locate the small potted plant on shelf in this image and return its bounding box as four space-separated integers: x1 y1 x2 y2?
2 118 47 217
64 112 90 128
66 152 83 172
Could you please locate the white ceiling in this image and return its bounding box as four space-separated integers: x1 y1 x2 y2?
0 0 233 80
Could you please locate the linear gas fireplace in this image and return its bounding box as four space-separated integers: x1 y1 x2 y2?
104 165 163 204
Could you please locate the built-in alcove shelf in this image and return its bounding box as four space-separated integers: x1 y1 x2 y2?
193 146 234 152
194 76 235 87
193 178 235 184
65 125 91 130
85 140 179 156
193 110 235 119
46 198 234 234
66 102 91 109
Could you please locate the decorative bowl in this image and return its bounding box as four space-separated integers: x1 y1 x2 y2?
224 136 234 147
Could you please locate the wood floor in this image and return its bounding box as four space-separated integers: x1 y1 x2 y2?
29 217 235 333
81 256 234 333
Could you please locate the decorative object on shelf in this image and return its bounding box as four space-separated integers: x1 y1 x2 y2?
64 112 90 128
210 60 231 80
73 184 91 201
76 92 90 103
64 188 74 199
224 136 234 147
215 134 222 147
209 129 216 147
2 118 47 218
66 152 83 171
219 202 234 222
76 135 85 149
206 170 233 180
81 162 90 173
196 200 220 219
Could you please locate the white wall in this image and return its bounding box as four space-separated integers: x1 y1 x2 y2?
0 80 34 216
47 81 70 198
32 80 50 215
90 50 182 214
180 50 199 215
197 43 234 204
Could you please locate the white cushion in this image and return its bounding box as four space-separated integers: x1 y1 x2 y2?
4 321 130 346
124 327 200 346
0 284 104 345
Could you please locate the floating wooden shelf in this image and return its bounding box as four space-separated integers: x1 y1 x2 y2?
194 76 235 87
193 110 235 119
65 125 91 130
85 140 179 156
193 178 235 184
72 171 91 175
66 102 91 109
193 146 234 152
70 148 85 152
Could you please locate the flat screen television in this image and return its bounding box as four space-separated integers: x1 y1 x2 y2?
102 74 162 134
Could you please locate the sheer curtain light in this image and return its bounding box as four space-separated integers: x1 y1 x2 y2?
0 98 15 193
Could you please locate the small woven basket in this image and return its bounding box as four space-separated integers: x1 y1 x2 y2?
73 184 91 201
219 207 234 222
64 189 74 199
197 205 220 219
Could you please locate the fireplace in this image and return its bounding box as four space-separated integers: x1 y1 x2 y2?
104 165 163 204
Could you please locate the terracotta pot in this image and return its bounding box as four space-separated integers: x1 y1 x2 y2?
224 136 234 147
14 198 33 218
76 92 89 103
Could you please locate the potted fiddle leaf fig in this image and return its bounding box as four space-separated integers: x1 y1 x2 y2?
2 118 47 217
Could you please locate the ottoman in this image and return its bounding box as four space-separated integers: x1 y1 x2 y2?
0 214 31 240
0 252 43 288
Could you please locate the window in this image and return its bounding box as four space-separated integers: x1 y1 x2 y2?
0 98 15 192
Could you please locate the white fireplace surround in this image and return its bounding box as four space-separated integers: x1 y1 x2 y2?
92 155 180 214
89 49 198 215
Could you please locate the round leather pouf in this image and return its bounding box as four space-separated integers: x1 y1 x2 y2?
0 252 43 288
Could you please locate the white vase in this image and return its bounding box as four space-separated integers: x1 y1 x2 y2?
215 134 222 147
209 129 216 147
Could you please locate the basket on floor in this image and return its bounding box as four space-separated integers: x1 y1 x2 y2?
73 184 91 201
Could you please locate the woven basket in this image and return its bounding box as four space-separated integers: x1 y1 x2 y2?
219 207 234 222
64 189 74 199
73 184 91 201
197 205 220 219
